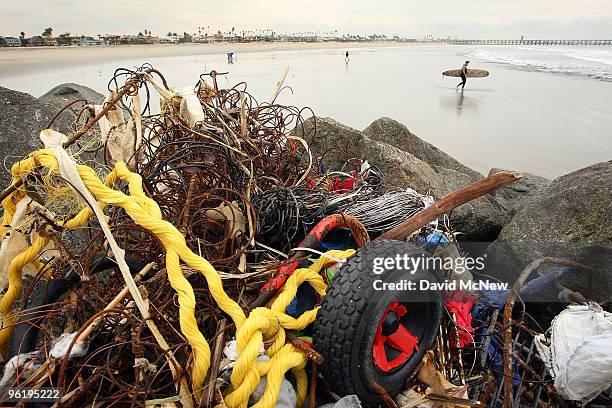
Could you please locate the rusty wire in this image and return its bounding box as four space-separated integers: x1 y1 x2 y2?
0 65 330 406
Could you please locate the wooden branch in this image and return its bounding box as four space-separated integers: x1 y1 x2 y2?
376 171 521 241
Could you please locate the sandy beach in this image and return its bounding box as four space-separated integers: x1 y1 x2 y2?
0 41 402 77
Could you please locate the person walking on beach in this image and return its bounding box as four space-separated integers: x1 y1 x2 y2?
457 60 469 89
345 51 350 62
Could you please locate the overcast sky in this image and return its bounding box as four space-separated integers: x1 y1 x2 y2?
2 0 611 39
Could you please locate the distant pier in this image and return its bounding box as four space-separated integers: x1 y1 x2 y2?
447 39 612 46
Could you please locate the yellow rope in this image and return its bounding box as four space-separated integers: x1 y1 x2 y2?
0 155 99 354
0 148 356 407
0 235 49 353
225 249 354 408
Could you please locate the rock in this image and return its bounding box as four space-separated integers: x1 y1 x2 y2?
297 117 509 240
489 160 612 301
363 117 481 179
358 138 442 194
488 168 551 215
297 117 441 194
300 117 366 170
363 117 510 241
39 83 104 109
0 86 72 188
435 166 509 241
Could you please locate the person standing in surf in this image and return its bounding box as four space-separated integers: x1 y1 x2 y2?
457 60 469 89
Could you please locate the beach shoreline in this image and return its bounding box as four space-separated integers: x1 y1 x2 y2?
0 41 414 77
1 43 610 178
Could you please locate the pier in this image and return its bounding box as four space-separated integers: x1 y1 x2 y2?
446 39 612 46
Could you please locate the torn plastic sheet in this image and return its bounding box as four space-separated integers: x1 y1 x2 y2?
179 85 206 128
0 332 88 398
95 91 137 169
0 197 60 291
535 303 612 404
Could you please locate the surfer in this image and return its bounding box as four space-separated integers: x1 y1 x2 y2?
457 60 469 89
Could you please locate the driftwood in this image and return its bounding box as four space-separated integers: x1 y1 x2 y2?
376 171 522 241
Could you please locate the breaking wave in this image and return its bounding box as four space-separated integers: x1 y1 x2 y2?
468 46 612 80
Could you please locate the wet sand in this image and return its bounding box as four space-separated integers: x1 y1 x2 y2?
1 44 611 178
0 41 401 78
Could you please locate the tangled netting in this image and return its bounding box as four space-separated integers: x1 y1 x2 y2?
0 65 439 408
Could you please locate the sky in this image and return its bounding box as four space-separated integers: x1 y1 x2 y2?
1 0 611 39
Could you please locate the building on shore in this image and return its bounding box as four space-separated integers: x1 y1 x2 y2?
116 34 159 45
27 35 58 46
0 36 21 47
101 35 121 45
27 36 44 46
79 37 106 46
144 35 160 44
161 34 180 44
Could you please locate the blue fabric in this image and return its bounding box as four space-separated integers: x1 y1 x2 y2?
472 289 523 387
416 231 449 250
286 284 318 318
471 289 509 321
519 266 573 297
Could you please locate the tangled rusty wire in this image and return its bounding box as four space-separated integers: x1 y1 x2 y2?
0 64 418 407
0 64 599 408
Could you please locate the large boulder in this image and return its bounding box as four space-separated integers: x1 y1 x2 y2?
39 83 104 109
357 138 442 194
434 166 509 241
488 168 551 215
363 117 481 179
0 86 72 188
489 160 612 301
298 117 441 193
363 117 510 241
296 117 509 240
301 117 366 170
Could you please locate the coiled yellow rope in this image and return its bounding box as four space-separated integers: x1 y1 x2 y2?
0 148 355 407
225 250 353 408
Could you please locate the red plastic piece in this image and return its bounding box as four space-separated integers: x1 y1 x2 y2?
250 214 370 309
373 301 419 372
445 300 475 348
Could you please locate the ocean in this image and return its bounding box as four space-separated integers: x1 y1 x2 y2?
468 45 612 80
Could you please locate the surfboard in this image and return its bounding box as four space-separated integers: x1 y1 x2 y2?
442 69 489 78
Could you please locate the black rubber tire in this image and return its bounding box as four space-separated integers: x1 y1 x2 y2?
313 240 443 406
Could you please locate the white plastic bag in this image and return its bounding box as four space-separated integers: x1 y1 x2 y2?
535 303 612 404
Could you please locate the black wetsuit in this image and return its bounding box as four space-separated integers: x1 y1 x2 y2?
458 64 468 89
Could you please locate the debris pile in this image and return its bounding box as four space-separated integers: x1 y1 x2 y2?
0 66 608 408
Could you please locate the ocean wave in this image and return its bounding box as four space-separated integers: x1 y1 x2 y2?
469 47 612 80
566 50 612 66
